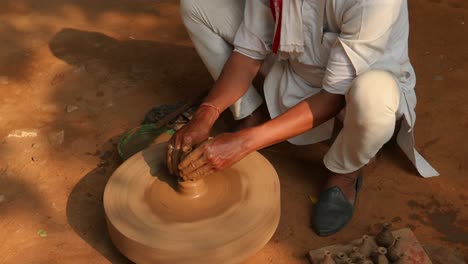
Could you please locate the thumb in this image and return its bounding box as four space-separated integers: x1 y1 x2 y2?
181 136 193 153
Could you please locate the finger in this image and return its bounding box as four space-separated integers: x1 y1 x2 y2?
181 136 193 153
180 164 215 181
180 150 191 165
179 144 205 170
171 150 181 176
167 146 174 174
171 137 183 176
179 155 207 175
178 137 193 168
167 139 175 174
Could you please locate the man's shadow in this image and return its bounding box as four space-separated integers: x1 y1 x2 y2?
54 28 210 263
49 28 211 102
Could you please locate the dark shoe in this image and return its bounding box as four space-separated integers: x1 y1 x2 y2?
313 175 363 236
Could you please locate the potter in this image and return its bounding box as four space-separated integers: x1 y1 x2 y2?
167 0 438 236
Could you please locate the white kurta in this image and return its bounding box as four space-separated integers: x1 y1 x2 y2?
233 0 438 177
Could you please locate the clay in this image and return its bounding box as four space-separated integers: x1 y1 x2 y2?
386 236 402 262
355 257 365 264
309 228 432 264
177 178 207 198
375 223 395 248
371 247 389 264
104 143 281 264
321 250 336 264
349 246 364 262
358 235 376 258
334 252 347 264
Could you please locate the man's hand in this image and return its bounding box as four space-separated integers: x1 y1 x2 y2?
167 52 263 176
167 106 219 175
177 132 253 181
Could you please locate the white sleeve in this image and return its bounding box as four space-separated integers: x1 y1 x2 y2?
233 23 271 60
337 0 403 75
322 0 403 93
233 0 274 60
322 41 356 95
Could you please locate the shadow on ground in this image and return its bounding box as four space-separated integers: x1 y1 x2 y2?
65 137 131 263
49 27 209 103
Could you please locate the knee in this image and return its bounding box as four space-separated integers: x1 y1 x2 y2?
348 70 400 115
345 71 400 130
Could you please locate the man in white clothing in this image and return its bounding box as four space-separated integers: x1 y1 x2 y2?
166 0 438 235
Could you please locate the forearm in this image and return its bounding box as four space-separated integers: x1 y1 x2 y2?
243 91 345 150
203 52 262 113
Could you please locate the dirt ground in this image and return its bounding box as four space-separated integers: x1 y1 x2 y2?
0 0 467 263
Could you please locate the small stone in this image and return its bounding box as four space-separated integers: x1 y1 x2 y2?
65 105 79 113
433 75 444 81
48 130 65 146
7 129 38 138
37 229 48 237
0 194 5 203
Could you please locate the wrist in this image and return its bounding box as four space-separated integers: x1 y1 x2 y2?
236 126 262 152
200 102 221 116
193 104 219 127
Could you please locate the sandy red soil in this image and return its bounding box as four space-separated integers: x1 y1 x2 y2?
0 0 467 263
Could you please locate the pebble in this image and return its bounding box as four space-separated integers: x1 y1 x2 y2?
37 229 48 238
66 105 79 113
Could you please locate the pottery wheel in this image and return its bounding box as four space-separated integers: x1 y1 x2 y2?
104 142 280 264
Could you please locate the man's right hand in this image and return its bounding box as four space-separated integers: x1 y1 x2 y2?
166 105 219 176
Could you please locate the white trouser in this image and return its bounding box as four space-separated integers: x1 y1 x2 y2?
180 0 263 120
180 0 401 173
323 71 400 173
